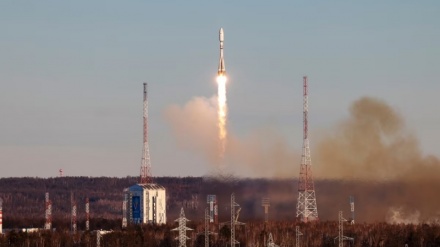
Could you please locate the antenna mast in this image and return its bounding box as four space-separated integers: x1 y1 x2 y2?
296 76 319 222
140 82 152 184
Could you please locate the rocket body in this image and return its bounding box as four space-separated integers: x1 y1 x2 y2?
218 28 226 76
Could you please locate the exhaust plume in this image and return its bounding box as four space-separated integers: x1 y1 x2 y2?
217 75 228 161
164 95 299 177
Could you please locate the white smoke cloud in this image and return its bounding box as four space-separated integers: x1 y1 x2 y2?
386 207 421 224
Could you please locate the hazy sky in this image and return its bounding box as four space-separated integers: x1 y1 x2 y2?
1 1 439 178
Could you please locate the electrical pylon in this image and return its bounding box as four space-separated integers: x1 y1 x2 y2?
140 82 152 184
172 208 193 247
296 76 319 222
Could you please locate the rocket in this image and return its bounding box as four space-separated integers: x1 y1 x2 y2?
218 28 226 76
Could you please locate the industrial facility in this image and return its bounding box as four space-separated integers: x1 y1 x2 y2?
123 83 167 226
123 184 166 224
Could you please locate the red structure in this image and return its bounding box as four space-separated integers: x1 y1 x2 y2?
296 76 319 222
140 83 152 184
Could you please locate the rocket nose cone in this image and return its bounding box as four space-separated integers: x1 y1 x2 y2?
219 28 224 42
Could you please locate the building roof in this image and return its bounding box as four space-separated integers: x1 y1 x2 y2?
127 183 166 191
139 183 166 190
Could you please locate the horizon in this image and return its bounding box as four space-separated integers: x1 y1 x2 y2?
1 1 439 179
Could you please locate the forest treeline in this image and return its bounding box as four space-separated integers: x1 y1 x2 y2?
0 176 437 229
1 221 440 247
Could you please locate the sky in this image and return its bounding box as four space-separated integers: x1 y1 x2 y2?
0 1 439 178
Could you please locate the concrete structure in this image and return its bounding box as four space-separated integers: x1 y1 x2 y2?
122 83 166 225
124 184 166 224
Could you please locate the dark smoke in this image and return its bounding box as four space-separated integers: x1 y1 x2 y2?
164 95 440 222
314 97 440 222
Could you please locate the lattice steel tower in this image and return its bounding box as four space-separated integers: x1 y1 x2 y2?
140 82 152 184
44 192 52 230
296 76 319 222
71 192 77 234
172 208 193 247
85 197 90 231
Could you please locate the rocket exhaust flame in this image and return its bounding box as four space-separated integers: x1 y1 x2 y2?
217 75 227 159
217 28 227 161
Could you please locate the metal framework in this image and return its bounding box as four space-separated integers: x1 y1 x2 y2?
230 193 245 247
261 197 270 223
44 192 52 230
96 230 111 247
335 211 354 247
86 198 90 231
295 226 303 247
140 82 152 184
203 207 217 247
71 192 77 234
205 208 210 247
268 233 279 247
296 76 319 222
172 208 193 247
349 196 355 225
122 190 128 228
